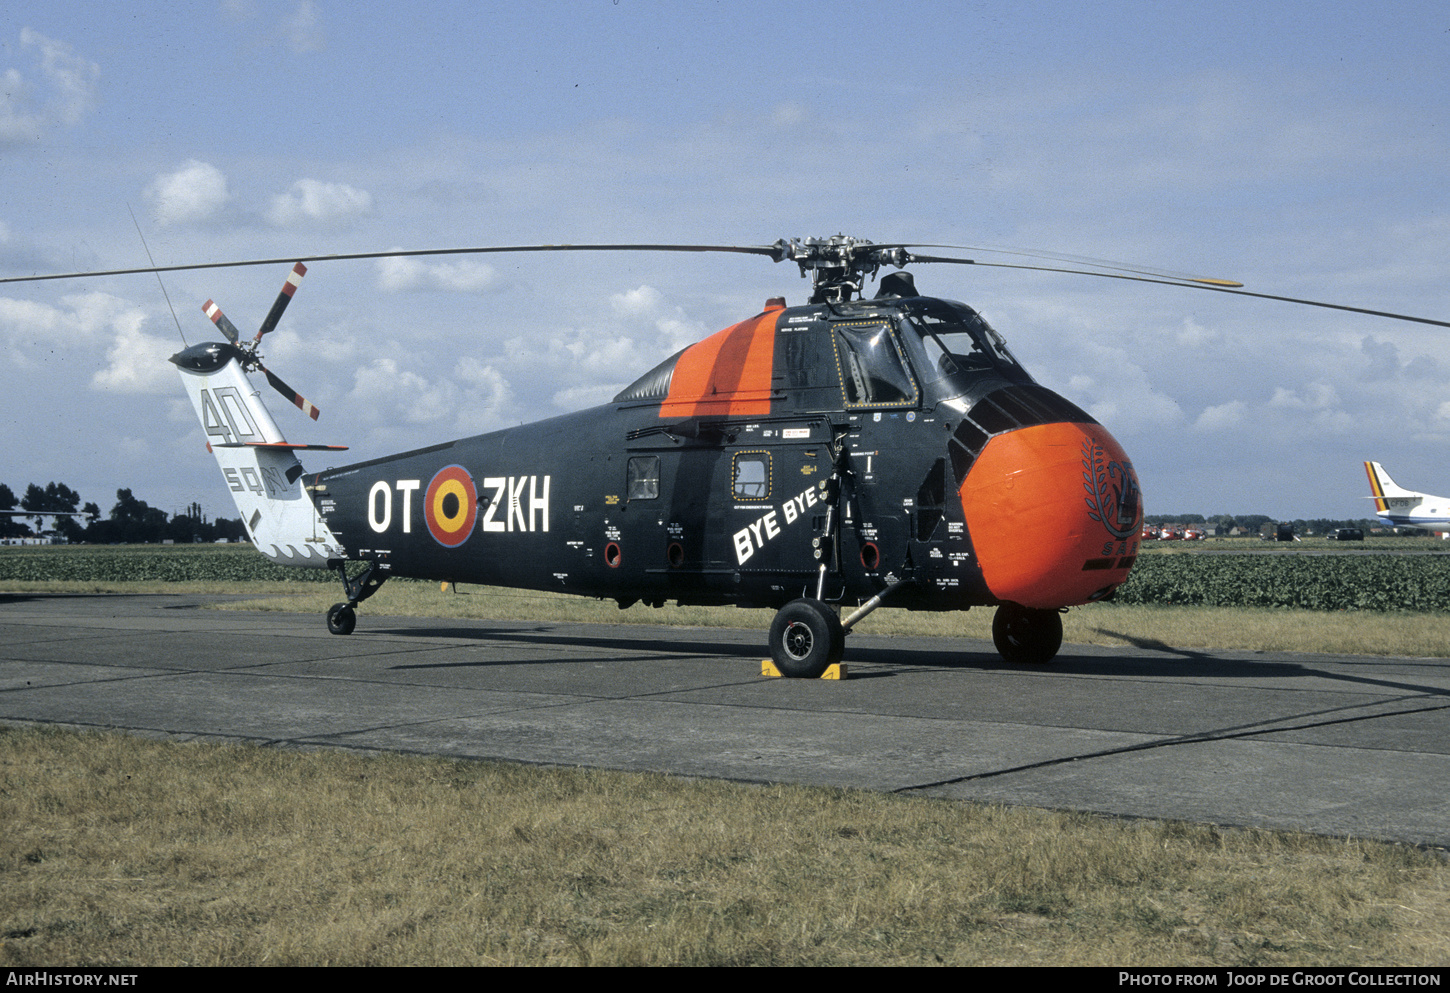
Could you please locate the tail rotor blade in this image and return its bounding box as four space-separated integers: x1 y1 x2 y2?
201 299 243 345
262 364 321 420
255 262 307 342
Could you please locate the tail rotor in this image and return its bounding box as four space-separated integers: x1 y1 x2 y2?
201 262 320 420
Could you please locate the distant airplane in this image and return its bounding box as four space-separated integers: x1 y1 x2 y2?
1363 461 1450 529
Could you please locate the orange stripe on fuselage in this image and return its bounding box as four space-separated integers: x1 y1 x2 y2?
659 306 781 418
1364 461 1388 513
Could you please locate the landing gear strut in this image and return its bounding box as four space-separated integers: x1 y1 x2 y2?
991 603 1063 664
325 559 387 636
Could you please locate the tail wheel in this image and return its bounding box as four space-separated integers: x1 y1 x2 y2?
327 602 357 636
992 604 1063 664
768 598 845 678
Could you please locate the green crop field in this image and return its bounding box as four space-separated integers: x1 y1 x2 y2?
1119 551 1450 611
0 544 336 584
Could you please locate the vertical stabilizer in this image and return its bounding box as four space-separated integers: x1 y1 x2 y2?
1364 461 1420 502
171 341 343 567
1363 463 1421 498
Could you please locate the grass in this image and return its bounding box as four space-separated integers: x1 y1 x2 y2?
2 726 1446 967
187 581 1450 659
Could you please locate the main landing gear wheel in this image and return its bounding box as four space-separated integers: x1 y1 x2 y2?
326 602 357 636
992 604 1063 664
768 598 845 678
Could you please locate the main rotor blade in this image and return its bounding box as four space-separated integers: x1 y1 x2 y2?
201 299 243 345
255 261 307 341
0 243 782 284
908 254 1450 329
261 365 321 421
896 243 1243 287
9 239 1444 329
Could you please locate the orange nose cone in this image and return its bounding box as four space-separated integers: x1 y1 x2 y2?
959 422 1142 608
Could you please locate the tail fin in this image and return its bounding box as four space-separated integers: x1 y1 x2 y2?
171 342 343 567
1364 460 1423 512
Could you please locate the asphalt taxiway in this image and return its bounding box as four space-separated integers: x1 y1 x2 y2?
2 592 1447 848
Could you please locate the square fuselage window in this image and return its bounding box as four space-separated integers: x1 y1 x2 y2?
733 453 770 500
628 456 660 500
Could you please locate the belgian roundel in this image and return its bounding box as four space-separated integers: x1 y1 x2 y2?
425 465 478 547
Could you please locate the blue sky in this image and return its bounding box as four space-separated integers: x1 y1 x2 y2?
2 0 1448 522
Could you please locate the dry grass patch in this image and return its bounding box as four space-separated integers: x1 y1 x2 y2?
2 727 1445 967
205 582 1450 659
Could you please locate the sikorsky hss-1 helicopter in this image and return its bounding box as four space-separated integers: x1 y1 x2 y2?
8 236 1448 676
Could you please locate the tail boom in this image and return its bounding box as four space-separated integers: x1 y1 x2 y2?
171 341 343 566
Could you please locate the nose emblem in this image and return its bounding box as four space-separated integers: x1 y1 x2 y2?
1083 437 1142 541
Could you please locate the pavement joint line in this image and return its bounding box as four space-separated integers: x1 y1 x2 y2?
893 700 1450 794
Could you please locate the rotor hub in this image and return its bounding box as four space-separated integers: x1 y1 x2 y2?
770 235 911 303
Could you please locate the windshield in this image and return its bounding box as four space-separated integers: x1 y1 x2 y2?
899 301 1030 395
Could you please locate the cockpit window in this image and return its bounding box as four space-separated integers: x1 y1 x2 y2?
899 302 1030 390
831 322 919 408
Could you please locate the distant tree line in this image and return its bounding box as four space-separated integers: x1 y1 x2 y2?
0 481 245 544
1144 513 1389 534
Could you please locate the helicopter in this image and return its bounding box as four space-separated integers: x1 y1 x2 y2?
7 236 1448 676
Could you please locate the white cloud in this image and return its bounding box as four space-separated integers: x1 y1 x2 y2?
551 383 621 411
609 284 707 353
1032 339 1186 438
610 285 666 318
92 324 177 394
0 290 175 392
1269 382 1339 411
267 178 372 226
1 30 100 144
0 67 40 144
1193 400 1247 433
375 255 498 293
21 28 100 126
1175 317 1217 348
221 1 322 54
453 357 516 434
771 101 808 129
1 292 142 348
285 1 324 54
348 358 438 423
0 296 68 341
343 355 519 439
147 160 231 226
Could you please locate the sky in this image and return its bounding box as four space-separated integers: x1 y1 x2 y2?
1 0 1448 523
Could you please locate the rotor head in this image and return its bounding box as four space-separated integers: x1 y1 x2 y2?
769 235 912 304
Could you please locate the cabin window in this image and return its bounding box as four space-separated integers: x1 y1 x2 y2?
732 452 771 501
627 456 660 500
831 322 918 408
